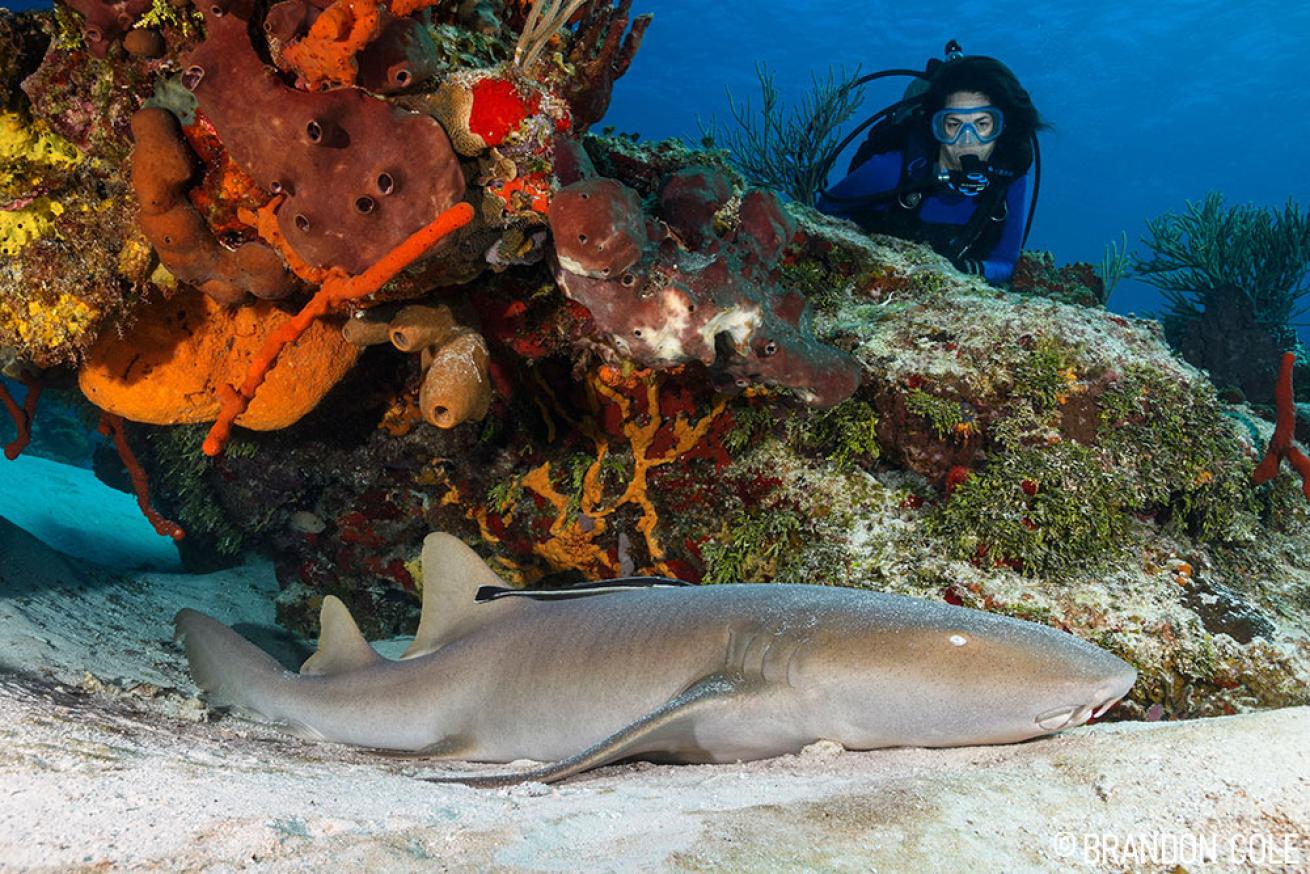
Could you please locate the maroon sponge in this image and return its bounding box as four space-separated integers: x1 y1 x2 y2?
181 10 465 274
549 164 861 408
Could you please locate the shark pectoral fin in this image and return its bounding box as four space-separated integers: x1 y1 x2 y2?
300 595 383 676
402 533 518 659
418 674 744 788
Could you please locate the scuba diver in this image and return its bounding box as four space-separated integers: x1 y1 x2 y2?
817 44 1047 284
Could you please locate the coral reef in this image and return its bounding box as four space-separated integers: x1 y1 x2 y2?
1008 250 1106 307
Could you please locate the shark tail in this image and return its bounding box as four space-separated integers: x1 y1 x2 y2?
174 608 291 718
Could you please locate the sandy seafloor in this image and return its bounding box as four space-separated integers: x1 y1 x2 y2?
1 454 1308 872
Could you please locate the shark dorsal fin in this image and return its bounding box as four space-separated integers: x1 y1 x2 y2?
401 532 511 659
300 595 383 676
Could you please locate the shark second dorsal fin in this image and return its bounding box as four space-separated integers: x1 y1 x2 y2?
300 595 383 676
401 532 512 659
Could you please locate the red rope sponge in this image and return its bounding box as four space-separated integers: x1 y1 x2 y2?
1252 351 1310 499
1 373 43 461
98 412 186 541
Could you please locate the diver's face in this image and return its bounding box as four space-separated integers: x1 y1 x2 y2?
938 90 999 169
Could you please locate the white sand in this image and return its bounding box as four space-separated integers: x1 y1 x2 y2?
1 516 1307 872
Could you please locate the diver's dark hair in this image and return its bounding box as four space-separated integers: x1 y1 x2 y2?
922 56 1048 166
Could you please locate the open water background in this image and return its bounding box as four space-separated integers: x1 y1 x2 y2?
601 0 1310 328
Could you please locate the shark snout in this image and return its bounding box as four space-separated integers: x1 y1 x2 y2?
1034 663 1137 732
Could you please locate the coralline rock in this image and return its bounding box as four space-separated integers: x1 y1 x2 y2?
0 10 48 110
20 31 144 161
1010 250 1105 308
78 288 360 428
0 99 140 367
181 10 465 274
548 164 860 407
131 107 295 305
1 110 82 256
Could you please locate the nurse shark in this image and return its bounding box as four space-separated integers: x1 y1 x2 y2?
175 532 1137 786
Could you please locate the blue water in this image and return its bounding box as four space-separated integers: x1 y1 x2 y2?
600 0 1310 324
7 0 1310 322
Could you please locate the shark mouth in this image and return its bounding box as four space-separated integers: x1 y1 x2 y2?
1036 694 1124 731
1092 695 1124 719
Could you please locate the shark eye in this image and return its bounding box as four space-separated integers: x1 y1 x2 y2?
948 633 968 647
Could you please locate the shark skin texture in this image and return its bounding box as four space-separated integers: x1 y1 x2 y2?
175 533 1138 786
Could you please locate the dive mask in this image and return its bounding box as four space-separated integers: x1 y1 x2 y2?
931 106 1004 145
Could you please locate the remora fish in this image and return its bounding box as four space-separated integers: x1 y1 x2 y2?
175 532 1137 785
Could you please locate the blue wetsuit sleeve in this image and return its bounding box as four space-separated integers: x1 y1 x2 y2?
981 172 1029 284
816 151 903 218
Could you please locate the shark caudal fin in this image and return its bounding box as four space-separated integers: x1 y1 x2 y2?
174 608 292 716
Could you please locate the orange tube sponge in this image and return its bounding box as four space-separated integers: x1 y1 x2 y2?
202 200 475 456
388 303 458 352
418 328 492 428
0 373 41 461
